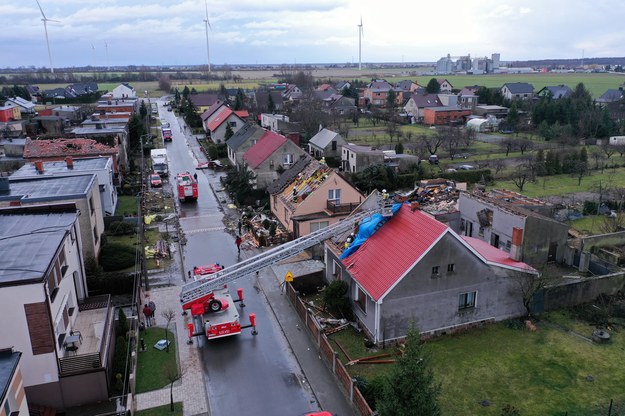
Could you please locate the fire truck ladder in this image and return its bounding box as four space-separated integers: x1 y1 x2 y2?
179 208 379 306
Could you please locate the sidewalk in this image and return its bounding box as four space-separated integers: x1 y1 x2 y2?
134 286 209 416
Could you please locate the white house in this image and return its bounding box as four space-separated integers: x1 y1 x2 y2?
110 83 136 99
0 204 115 411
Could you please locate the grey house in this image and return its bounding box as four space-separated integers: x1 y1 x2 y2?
324 204 537 345
308 128 346 159
536 85 573 99
226 122 266 168
11 157 117 216
458 190 569 267
501 82 534 100
341 143 384 173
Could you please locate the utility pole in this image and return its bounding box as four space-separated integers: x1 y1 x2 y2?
139 134 150 291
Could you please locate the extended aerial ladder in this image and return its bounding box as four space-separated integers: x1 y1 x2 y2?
179 202 390 311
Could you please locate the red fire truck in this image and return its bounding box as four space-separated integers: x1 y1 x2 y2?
176 172 198 202
180 204 383 343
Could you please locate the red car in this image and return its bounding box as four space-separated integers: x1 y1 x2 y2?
149 173 162 188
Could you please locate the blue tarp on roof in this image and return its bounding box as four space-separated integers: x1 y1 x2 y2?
339 203 402 259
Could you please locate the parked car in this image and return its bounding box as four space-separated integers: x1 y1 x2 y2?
167 106 173 112
150 173 162 187
458 164 475 170
429 154 439 165
160 118 170 128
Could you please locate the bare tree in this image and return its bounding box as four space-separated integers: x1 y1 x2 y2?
161 308 177 353
501 137 515 156
439 127 462 160
515 137 534 155
600 142 617 160
493 159 506 174
511 163 531 192
509 267 554 317
164 363 186 412
419 133 443 156
590 150 606 171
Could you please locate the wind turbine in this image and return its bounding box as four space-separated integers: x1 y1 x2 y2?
105 41 109 69
358 16 364 71
90 43 96 68
203 0 212 73
35 0 59 73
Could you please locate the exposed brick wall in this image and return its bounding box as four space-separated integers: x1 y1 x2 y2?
24 302 54 355
320 335 334 363
335 360 351 392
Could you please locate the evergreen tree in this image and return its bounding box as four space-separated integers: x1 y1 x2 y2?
224 123 234 141
376 326 441 416
395 142 404 154
268 93 276 113
426 78 440 94
386 89 397 109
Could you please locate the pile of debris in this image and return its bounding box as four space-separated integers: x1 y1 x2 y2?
393 178 460 214
240 212 290 248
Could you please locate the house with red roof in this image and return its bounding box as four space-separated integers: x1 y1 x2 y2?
268 157 364 237
23 137 122 185
204 105 246 143
324 204 537 345
242 130 306 189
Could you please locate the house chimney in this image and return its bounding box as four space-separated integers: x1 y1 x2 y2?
66 156 74 169
509 227 523 261
35 160 44 174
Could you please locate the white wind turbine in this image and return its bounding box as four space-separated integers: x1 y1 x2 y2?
35 0 59 73
90 43 96 68
203 0 212 73
358 16 364 71
105 41 109 69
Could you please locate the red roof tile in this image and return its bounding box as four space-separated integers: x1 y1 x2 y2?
23 138 118 159
234 110 249 119
461 236 536 272
207 107 234 132
243 131 287 169
343 205 448 301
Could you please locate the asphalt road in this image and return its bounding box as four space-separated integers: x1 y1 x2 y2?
156 99 321 415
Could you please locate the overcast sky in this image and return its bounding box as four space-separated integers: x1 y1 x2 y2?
1 0 623 69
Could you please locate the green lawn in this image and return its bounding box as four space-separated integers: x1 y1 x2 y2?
491 166 625 198
329 318 625 415
116 195 140 217
135 402 183 416
135 327 178 393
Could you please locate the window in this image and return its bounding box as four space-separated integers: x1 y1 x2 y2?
331 141 337 151
283 153 294 165
431 266 440 278
89 196 94 215
479 226 484 237
99 184 105 192
48 263 60 302
355 286 367 313
505 240 511 252
93 225 99 243
328 189 341 203
310 221 329 232
229 121 237 127
447 263 455 272
459 291 477 310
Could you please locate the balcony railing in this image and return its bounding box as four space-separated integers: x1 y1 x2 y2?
326 200 358 215
58 295 114 376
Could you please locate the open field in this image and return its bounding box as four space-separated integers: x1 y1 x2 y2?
7 67 624 98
